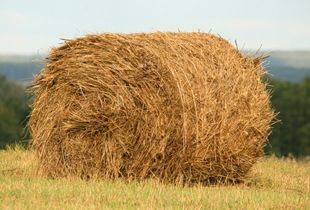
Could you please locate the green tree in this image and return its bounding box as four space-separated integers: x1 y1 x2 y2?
0 75 29 148
267 78 310 157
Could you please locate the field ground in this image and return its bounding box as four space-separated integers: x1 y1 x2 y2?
0 147 309 209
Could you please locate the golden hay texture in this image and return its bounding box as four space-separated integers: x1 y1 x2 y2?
29 32 274 184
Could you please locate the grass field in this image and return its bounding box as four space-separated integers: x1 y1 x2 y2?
0 147 309 209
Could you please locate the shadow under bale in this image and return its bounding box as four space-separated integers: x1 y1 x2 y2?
29 32 274 185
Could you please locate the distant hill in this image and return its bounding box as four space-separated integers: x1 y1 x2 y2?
265 51 310 82
0 54 44 85
0 51 310 84
267 51 310 69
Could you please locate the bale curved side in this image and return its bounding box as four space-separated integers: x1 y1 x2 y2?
29 32 274 184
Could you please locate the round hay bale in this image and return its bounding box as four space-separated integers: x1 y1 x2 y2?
29 32 274 184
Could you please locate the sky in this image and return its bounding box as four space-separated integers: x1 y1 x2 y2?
0 0 310 54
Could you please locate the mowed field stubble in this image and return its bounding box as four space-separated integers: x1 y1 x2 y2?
0 147 309 209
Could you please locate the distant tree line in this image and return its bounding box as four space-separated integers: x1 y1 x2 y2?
267 77 310 157
0 75 309 156
0 75 29 148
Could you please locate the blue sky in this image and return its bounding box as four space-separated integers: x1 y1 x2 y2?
1 0 309 54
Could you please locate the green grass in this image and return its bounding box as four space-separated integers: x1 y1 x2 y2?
0 147 309 209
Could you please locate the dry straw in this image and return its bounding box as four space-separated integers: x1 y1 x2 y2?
29 32 274 184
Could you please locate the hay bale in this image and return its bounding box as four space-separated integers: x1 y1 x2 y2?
29 32 274 184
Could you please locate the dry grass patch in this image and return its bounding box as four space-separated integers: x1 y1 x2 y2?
0 148 309 209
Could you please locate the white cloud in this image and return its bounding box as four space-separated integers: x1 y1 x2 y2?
0 33 46 54
0 33 26 53
0 10 32 25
